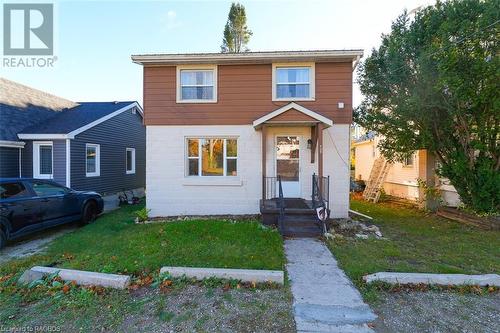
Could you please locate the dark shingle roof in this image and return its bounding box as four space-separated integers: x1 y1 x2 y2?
19 101 137 135
0 78 76 141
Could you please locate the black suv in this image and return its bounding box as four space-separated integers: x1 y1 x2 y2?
0 178 104 249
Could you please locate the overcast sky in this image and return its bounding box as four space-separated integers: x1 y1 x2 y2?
3 0 431 107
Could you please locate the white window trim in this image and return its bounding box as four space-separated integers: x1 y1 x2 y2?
403 154 415 168
85 143 100 177
185 137 238 178
126 148 136 174
33 141 53 179
272 62 315 102
176 65 218 103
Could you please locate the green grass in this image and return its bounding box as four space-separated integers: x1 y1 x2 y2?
0 202 288 331
1 202 285 277
327 198 500 301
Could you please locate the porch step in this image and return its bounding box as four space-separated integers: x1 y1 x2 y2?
283 225 322 238
283 214 319 226
282 215 322 238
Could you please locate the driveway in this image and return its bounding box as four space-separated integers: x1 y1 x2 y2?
0 224 77 265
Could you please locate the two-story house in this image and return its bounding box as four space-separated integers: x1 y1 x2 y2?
132 50 363 226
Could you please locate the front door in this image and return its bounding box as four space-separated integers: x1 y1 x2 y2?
276 136 300 197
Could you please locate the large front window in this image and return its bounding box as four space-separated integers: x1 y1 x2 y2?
187 138 237 177
273 63 314 101
177 66 217 103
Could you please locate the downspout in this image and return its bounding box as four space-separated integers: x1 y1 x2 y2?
66 139 71 187
19 147 22 177
352 55 361 72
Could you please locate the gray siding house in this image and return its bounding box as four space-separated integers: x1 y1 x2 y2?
0 78 145 199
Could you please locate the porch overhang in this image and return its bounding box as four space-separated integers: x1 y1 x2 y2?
257 103 331 200
252 102 333 129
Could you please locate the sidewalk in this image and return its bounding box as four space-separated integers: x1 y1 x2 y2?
285 238 377 332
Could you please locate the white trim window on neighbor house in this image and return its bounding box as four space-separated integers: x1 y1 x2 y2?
126 148 136 174
186 138 237 177
85 143 100 177
33 141 53 179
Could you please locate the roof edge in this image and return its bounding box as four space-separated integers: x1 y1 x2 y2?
253 102 334 128
18 102 143 139
132 49 364 65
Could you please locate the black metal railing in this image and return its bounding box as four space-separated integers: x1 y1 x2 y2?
277 175 285 234
312 173 330 234
263 176 278 200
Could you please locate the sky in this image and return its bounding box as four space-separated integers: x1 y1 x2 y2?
2 0 430 107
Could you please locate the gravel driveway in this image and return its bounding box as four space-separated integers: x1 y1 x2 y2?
372 291 500 333
0 224 77 265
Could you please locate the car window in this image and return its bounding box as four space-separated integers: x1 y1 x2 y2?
0 182 29 199
32 181 67 197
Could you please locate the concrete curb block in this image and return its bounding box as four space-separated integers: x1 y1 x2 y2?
19 266 131 289
160 266 284 284
363 272 500 287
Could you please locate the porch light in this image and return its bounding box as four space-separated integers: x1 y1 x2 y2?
307 139 312 149
338 102 345 109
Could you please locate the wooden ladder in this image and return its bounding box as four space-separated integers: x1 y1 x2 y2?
363 157 390 203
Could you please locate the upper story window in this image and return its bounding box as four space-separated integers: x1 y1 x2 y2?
176 65 217 103
272 63 315 101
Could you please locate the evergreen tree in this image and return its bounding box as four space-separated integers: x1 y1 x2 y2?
221 3 252 53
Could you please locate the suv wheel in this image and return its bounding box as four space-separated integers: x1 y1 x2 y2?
0 229 6 249
80 201 98 225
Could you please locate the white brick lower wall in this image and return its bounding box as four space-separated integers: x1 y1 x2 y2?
323 125 350 218
146 124 350 218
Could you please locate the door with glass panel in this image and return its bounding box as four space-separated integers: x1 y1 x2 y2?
276 136 300 197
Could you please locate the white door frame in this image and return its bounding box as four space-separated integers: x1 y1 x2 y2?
275 134 301 198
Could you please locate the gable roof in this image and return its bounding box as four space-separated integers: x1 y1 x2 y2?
132 49 364 66
18 101 142 139
253 102 333 128
0 78 77 142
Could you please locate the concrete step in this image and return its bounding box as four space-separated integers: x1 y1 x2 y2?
295 303 377 327
296 321 375 333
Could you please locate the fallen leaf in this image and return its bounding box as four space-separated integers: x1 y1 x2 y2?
62 285 70 294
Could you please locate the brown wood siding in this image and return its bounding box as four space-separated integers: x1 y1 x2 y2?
143 62 353 125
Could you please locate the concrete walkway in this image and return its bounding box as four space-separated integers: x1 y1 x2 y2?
285 238 377 332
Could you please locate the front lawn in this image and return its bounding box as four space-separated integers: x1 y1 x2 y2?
0 203 292 332
1 202 284 276
327 198 500 300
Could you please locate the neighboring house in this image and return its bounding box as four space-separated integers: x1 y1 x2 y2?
0 78 145 201
352 130 460 207
132 50 363 219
